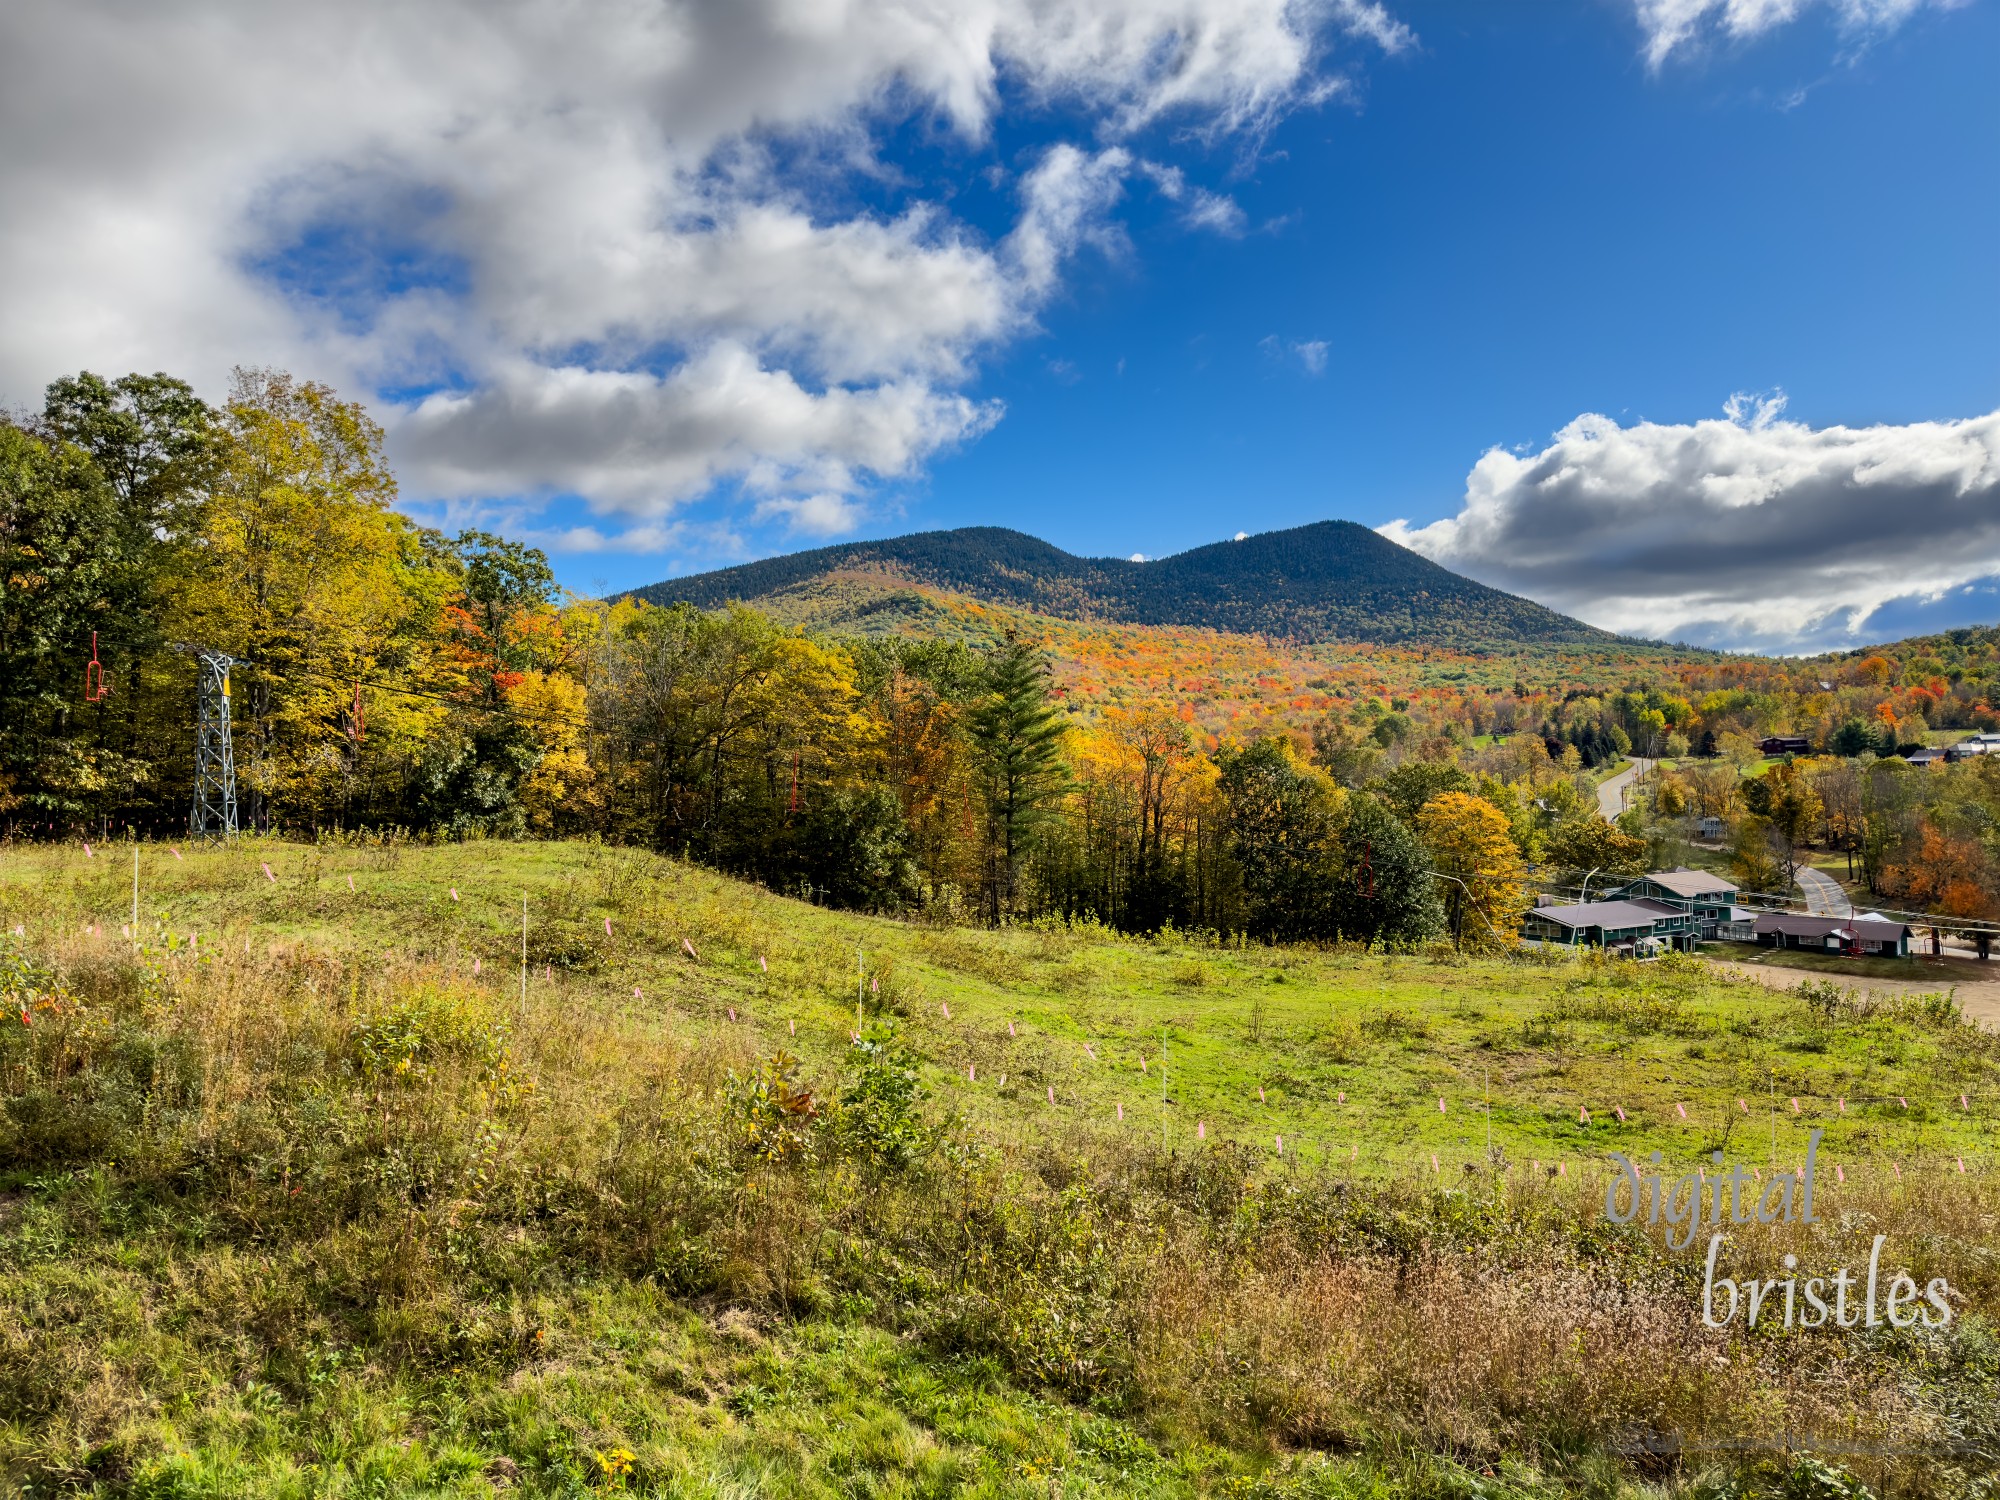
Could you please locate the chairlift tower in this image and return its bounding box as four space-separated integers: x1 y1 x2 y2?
191 648 238 839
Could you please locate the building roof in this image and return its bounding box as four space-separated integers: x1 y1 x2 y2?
1527 897 1683 930
1631 867 1738 898
1753 912 1912 941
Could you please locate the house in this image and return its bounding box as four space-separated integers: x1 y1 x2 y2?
1520 897 1698 956
1611 868 1739 939
1752 912 1913 958
1904 747 1948 769
1758 735 1812 757
1946 734 2000 763
1716 907 1760 942
1695 815 1725 841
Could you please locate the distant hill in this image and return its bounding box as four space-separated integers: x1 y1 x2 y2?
623 521 1616 647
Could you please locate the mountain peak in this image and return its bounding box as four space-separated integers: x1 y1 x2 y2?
625 521 1612 647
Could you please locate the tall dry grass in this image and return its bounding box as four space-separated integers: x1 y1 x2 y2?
0 908 1994 1493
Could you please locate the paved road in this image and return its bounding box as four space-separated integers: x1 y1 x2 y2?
1794 865 1851 917
1596 757 1655 820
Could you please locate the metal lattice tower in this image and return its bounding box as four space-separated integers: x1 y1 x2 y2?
191 649 238 839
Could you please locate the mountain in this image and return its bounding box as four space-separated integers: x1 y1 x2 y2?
623 521 1616 647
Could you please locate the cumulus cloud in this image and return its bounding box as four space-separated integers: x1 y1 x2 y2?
1381 398 2000 651
0 1 1405 553
1634 0 1961 68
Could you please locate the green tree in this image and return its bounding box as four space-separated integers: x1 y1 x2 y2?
1328 793 1444 950
966 633 1070 922
0 422 121 822
1543 814 1647 888
1219 737 1341 942
1372 759 1474 827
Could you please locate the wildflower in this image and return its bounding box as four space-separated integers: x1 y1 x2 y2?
594 1447 635 1479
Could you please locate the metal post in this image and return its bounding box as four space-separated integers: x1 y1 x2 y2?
191 649 238 840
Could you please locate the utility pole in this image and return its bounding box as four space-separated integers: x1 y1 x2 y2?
191 648 238 840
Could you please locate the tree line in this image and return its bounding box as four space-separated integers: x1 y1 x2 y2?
10 369 1663 946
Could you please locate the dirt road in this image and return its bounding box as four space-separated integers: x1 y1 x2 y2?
1709 955 2000 1032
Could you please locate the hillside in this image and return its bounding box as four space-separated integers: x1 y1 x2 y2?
1 840 1995 1496
626 521 1618 648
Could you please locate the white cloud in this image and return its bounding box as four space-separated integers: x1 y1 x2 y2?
1634 0 1960 67
754 493 867 538
1382 400 2000 651
1183 189 1249 236
0 1 1405 553
1260 334 1329 374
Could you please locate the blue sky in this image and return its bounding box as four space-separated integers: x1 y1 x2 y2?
5 0 1998 649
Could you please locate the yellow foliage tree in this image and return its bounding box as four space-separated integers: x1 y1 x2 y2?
1416 791 1530 950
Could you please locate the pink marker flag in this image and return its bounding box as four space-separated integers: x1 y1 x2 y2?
170 846 183 861
1431 1152 1440 1173
1835 1163 1846 1183
1614 1106 1626 1122
728 1007 737 1022
1737 1098 1748 1114
1751 1167 1761 1182
1790 1098 1800 1114
1275 1135 1283 1155
121 925 130 939
1337 1091 1346 1104
1893 1161 1903 1180
473 958 481 974
346 875 355 892
83 843 92 858
1579 1106 1590 1124
941 1001 950 1019
682 938 698 960
1675 1102 1687 1120
999 1073 1006 1087
1838 1098 1846 1112
759 955 768 973
1197 1121 1206 1140
544 964 552 981
788 1019 796 1036
1438 1097 1447 1114
968 1064 976 1081
1956 1156 1966 1173
265 863 278 883
1350 1144 1358 1160
633 987 641 998
1007 1021 1016 1037
1900 1097 1909 1109
1558 1162 1567 1177
1048 1085 1056 1105
851 1031 860 1043
1139 1057 1147 1073
871 975 879 994
447 885 457 900
1961 1094 1970 1110
1116 1102 1124 1121
1257 1086 1266 1103
1082 1042 1095 1060
604 918 613 935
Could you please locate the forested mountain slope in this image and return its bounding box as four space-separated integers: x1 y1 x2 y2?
625 521 1617 647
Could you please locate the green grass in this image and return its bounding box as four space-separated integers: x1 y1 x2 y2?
2 838 1998 1497
12 840 1992 1175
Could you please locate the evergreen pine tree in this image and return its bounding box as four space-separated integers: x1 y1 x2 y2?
967 632 1069 921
